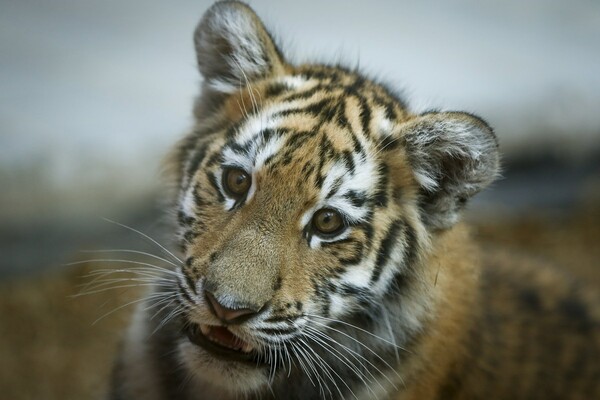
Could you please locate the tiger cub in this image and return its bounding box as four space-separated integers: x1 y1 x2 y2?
111 1 600 399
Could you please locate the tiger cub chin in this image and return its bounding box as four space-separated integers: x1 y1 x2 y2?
111 2 600 399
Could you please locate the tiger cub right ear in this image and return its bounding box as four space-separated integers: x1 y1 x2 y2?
194 1 286 93
399 111 500 230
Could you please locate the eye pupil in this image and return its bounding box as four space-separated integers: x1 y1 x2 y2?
313 209 344 235
223 168 251 197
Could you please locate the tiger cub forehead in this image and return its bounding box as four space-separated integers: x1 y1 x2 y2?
202 67 410 224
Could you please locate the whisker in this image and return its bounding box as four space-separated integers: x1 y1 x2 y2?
78 278 174 295
67 259 178 276
382 311 400 363
101 217 183 264
149 295 181 320
305 325 397 392
152 298 187 336
80 249 180 268
293 341 331 399
91 292 167 325
299 338 351 399
302 328 377 398
306 313 411 353
289 341 319 389
74 283 162 297
307 318 404 382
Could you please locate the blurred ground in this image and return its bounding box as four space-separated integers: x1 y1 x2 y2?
0 199 599 400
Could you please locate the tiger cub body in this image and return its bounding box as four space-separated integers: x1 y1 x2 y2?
111 2 600 399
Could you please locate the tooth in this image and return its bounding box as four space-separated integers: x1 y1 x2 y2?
199 324 210 336
241 343 254 353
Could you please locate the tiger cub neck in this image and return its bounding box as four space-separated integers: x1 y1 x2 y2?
392 224 481 400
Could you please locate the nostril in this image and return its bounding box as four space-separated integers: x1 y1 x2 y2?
204 290 259 324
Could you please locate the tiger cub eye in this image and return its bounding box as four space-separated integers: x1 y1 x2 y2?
312 208 344 235
223 168 251 198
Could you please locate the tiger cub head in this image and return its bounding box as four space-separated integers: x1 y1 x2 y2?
168 1 499 395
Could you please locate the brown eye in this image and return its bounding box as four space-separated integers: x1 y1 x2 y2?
312 208 345 236
223 168 251 198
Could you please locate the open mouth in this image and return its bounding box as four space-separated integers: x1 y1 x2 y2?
185 323 263 364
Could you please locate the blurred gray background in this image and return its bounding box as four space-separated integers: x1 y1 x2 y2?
1 0 599 276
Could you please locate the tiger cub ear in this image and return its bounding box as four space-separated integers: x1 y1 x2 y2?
194 1 286 92
400 111 500 230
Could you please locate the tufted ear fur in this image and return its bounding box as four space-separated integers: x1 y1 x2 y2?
194 1 286 92
400 111 500 230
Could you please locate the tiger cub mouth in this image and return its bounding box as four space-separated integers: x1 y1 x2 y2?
185 323 263 364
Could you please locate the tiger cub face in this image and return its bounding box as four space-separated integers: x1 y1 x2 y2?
167 1 499 396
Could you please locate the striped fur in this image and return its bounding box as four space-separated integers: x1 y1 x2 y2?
112 2 600 399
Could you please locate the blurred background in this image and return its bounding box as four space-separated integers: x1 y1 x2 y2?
0 0 598 398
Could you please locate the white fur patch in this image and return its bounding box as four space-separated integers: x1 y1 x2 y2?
207 78 239 94
339 265 372 288
213 8 267 75
277 75 308 89
180 185 197 216
328 292 347 318
378 117 393 138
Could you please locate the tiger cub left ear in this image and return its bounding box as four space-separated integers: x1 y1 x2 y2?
400 111 500 230
194 1 286 92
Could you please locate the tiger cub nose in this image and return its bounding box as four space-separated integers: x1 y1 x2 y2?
204 290 259 324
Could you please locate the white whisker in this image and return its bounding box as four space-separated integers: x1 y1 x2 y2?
302 328 377 399
306 313 411 353
80 249 180 268
307 318 405 382
101 217 183 264
67 259 178 276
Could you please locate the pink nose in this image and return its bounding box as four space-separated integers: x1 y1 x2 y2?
204 291 258 324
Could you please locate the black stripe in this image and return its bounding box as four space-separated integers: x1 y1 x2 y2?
265 82 289 97
259 327 298 336
286 131 314 150
344 190 368 208
206 151 223 167
341 150 356 174
349 130 365 155
379 134 400 152
177 210 195 227
183 230 198 245
325 177 343 199
339 283 368 297
313 279 331 318
264 315 293 324
192 183 210 208
402 223 418 269
335 98 352 131
373 94 399 121
370 220 404 283
315 134 336 188
360 212 375 250
281 84 327 102
339 242 364 266
185 142 209 179
276 99 328 118
386 223 418 297
226 139 250 155
301 162 316 180
358 96 372 135
206 172 224 202
178 282 195 304
373 163 389 207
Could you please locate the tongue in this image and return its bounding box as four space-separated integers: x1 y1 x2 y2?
210 326 245 349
